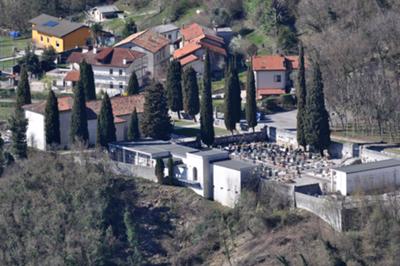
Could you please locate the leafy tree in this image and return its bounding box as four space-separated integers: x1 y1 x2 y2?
182 67 200 122
16 65 32 107
70 82 89 144
124 209 144 265
40 46 57 72
127 108 141 141
127 71 140 95
166 60 183 119
96 93 116 147
141 82 172 140
305 62 331 155
200 51 215 147
122 18 138 38
296 44 307 149
90 23 103 45
246 62 257 132
167 157 174 185
79 60 96 101
20 46 41 76
9 106 28 159
155 158 165 184
45 90 60 147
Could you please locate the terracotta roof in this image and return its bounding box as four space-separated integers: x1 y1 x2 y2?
252 55 287 71
285 55 300 70
67 47 145 68
199 41 227 56
257 88 286 98
181 23 224 44
173 42 202 59
64 70 80 82
114 30 170 53
180 55 199 66
23 95 145 122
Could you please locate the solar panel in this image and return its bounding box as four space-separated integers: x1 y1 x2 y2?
43 20 59 27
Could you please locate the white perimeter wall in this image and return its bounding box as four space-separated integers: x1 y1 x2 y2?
25 110 45 150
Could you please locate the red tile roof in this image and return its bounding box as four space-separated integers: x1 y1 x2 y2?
285 55 300 70
67 48 146 68
252 55 287 71
114 30 170 53
181 23 224 44
257 88 286 98
180 55 199 66
199 41 227 56
173 42 202 59
64 70 80 82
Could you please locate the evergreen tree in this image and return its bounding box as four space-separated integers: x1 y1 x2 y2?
122 19 138 38
167 157 174 185
246 62 258 132
231 56 242 123
166 60 183 119
40 46 57 72
127 71 140 95
223 57 241 133
0 134 5 176
45 90 60 147
96 93 116 147
79 60 96 101
141 82 172 140
305 62 331 155
123 209 143 265
182 67 200 122
16 65 32 107
70 82 89 144
200 51 215 147
9 106 28 159
296 44 307 149
155 158 165 184
127 108 140 141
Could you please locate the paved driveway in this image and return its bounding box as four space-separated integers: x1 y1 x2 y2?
261 110 297 130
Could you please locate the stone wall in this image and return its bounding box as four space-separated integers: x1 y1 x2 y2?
109 161 157 182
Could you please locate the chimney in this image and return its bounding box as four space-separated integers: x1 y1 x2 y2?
123 58 127 65
93 47 97 54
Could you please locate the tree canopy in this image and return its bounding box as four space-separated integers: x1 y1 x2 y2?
96 93 116 148
45 90 60 147
70 82 89 144
200 51 215 147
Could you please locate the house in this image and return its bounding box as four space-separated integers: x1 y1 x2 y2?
252 55 299 99
114 30 170 78
67 47 148 95
30 14 91 53
109 141 255 208
331 159 400 195
173 23 227 75
151 23 180 53
23 94 144 150
88 5 123 22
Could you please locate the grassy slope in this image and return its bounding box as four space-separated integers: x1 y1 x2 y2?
0 36 30 58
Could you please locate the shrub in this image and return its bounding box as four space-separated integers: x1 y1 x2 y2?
262 97 279 111
280 94 295 107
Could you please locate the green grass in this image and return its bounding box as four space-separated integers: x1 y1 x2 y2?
0 59 18 71
173 119 196 127
212 70 247 92
0 36 30 58
0 101 15 121
385 148 400 155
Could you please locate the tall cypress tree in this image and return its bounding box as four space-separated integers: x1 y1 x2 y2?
79 60 96 101
167 157 174 185
246 62 258 132
70 82 89 144
296 44 307 149
123 209 143 264
305 62 331 155
45 90 60 147
0 134 4 176
127 108 140 141
166 60 183 119
16 65 32 107
127 71 140 95
96 93 116 147
141 82 172 140
224 62 236 133
200 51 215 147
230 55 242 123
182 67 200 122
9 106 28 159
155 158 165 184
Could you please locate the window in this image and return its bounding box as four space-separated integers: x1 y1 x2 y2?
193 167 198 181
119 82 123 89
274 74 282 82
47 37 50 43
40 36 43 42
110 82 113 89
168 34 172 40
109 69 113 75
56 42 60 47
119 69 123 76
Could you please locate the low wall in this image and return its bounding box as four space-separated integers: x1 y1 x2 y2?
360 145 400 162
109 161 157 182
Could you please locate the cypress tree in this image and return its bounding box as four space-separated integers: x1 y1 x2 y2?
246 62 258 132
224 62 236 133
305 62 331 155
200 51 215 147
16 65 32 107
155 158 165 184
141 82 172 140
0 134 5 176
166 60 183 119
127 108 140 141
96 93 116 147
9 106 28 159
127 71 140 95
182 67 200 122
70 82 89 144
79 60 96 101
123 209 143 264
167 157 174 185
44 90 60 147
296 44 307 149
231 56 242 123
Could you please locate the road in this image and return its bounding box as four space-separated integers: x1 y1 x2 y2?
262 110 297 131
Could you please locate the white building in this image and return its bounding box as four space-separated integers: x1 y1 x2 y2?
252 55 299 99
114 30 171 78
23 94 144 150
88 5 123 22
331 159 400 195
109 141 255 208
67 47 148 95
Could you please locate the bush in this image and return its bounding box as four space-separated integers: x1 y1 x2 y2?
280 94 295 107
262 97 279 111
